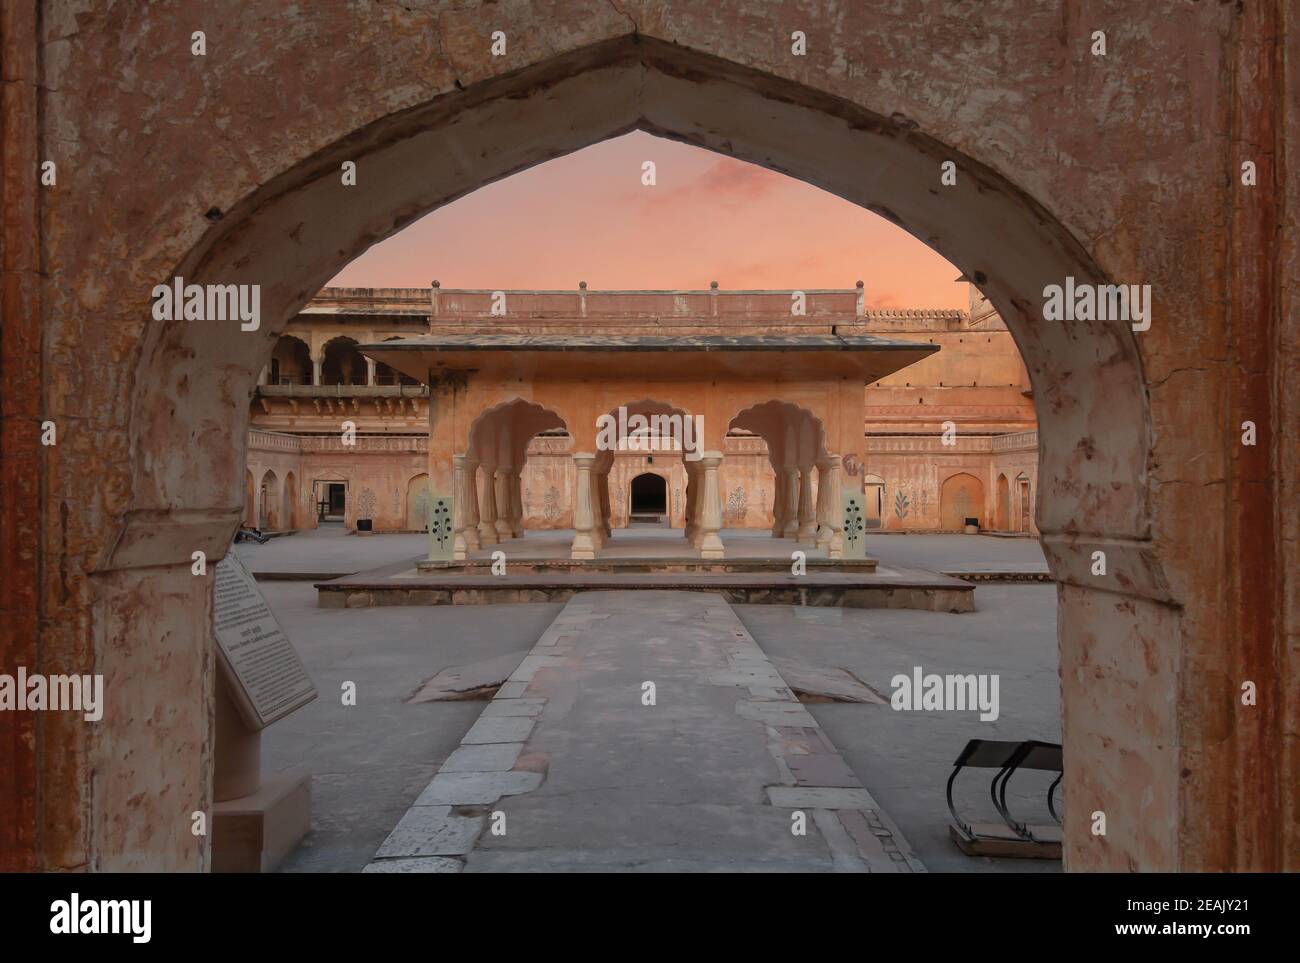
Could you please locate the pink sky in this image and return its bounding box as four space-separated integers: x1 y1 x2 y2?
330 131 965 309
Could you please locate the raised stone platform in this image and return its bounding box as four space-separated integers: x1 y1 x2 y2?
435 527 871 569
418 555 879 575
317 530 974 611
316 559 974 612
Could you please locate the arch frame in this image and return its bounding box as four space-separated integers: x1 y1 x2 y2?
9 5 1289 874
102 37 1177 870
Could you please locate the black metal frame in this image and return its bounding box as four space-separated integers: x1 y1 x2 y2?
946 738 1063 843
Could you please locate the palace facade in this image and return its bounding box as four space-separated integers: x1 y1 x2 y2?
243 283 1039 542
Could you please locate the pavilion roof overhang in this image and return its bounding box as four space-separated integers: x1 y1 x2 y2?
358 333 939 384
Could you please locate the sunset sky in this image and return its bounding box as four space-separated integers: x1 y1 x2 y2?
330 131 966 309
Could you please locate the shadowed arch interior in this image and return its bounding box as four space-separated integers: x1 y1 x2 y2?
630 472 668 516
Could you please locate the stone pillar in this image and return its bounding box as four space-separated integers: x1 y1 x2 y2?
598 469 612 538
258 364 269 386
781 466 800 537
509 468 525 538
462 458 481 550
770 462 786 538
366 357 376 386
697 452 725 559
311 358 322 386
452 455 470 561
494 467 513 541
494 424 513 541
684 461 699 542
478 463 499 547
797 464 818 544
823 456 844 558
570 453 599 560
587 468 605 549
815 460 833 552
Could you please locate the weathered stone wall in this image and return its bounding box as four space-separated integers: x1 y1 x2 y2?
1 0 1294 872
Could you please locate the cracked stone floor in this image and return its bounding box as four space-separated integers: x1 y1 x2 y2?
365 591 923 873
262 577 1060 873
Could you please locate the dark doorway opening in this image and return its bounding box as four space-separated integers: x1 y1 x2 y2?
630 472 667 522
318 482 347 522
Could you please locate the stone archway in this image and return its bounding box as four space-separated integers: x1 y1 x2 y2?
940 472 983 531
865 474 886 531
593 399 698 543
405 473 431 531
258 469 280 531
996 473 1010 532
1017 472 1033 535
270 335 312 386
283 470 298 530
8 5 1292 874
319 336 367 386
629 472 668 518
729 400 832 549
464 398 568 550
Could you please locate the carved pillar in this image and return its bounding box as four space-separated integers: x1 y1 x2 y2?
570 453 599 560
366 357 377 386
587 468 605 549
452 455 469 561
509 468 525 538
815 460 833 552
781 466 800 537
598 469 612 538
823 455 844 558
697 452 725 559
494 467 513 540
463 458 481 550
684 461 700 542
797 464 818 544
478 461 499 547
770 460 786 538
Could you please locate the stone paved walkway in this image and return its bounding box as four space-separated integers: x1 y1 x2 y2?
364 590 924 873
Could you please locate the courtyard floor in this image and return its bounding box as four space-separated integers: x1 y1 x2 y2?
253 529 1059 872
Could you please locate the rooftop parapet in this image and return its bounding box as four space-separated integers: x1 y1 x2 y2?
298 283 979 336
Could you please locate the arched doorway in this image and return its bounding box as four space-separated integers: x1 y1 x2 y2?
466 399 568 551
629 472 667 521
270 335 312 385
590 399 696 546
1017 473 1032 534
320 336 367 386
243 470 256 528
864 474 886 530
283 471 298 530
939 472 983 531
405 473 431 530
49 25 1265 874
258 469 280 530
728 400 830 548
996 473 1010 531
